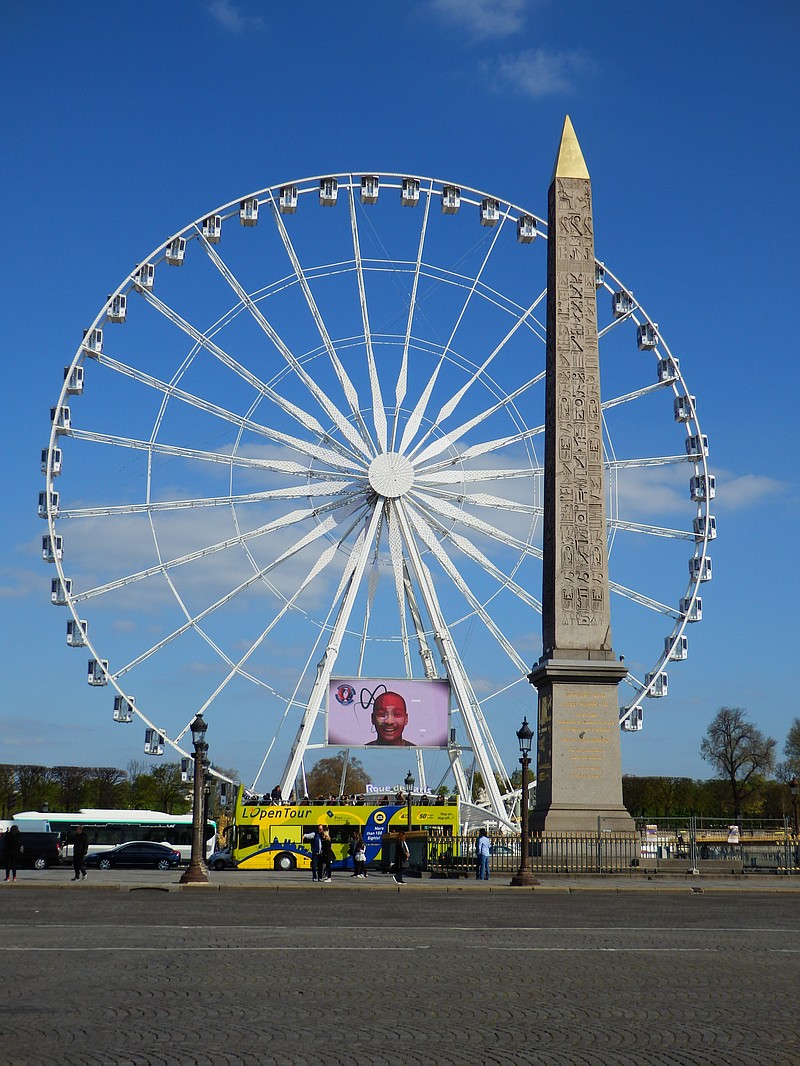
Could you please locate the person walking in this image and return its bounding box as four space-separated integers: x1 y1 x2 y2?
321 829 334 882
310 824 325 882
352 832 367 878
393 830 409 884
72 825 89 881
3 825 22 882
476 829 491 881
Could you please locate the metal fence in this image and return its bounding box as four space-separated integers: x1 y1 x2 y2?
421 818 800 877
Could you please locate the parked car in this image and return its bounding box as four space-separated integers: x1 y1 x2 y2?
85 841 181 870
207 847 237 871
0 830 62 870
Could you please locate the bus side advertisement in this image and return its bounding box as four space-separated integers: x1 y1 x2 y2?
232 792 458 872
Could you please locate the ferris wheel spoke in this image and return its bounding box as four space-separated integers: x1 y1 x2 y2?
410 290 547 462
610 518 695 541
90 350 360 472
417 466 540 486
66 428 331 478
412 372 546 469
414 502 542 614
356 532 383 675
196 515 366 718
609 581 677 617
269 196 376 455
58 480 363 520
602 381 671 410
137 282 349 456
418 422 545 478
405 503 528 672
191 232 370 466
417 485 540 515
347 187 387 452
398 218 508 456
411 489 542 559
385 508 413 675
609 454 694 470
72 497 354 605
390 185 433 450
114 503 366 678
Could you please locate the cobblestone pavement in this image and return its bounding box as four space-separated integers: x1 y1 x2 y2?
1 877 799 1065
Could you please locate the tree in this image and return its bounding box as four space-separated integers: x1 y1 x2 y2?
700 707 776 820
89 767 128 808
306 752 369 798
135 763 189 814
776 717 800 782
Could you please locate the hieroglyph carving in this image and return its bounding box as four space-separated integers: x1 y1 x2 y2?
544 175 611 651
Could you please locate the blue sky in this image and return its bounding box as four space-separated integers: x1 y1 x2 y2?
2 0 799 791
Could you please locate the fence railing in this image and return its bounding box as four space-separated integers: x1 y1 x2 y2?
423 819 800 876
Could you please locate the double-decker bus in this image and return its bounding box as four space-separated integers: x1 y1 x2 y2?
232 787 459 871
13 808 217 863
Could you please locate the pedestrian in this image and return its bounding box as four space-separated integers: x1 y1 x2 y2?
310 823 325 882
352 832 367 878
3 825 22 882
321 829 334 882
476 829 491 881
393 830 409 884
72 825 89 881
347 831 358 874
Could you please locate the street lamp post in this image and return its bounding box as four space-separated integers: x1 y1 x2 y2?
511 717 540 887
180 713 210 885
405 770 414 831
790 778 799 837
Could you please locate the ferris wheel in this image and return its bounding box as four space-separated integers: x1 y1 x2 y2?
42 172 714 824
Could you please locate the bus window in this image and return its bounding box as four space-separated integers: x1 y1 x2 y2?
237 826 259 850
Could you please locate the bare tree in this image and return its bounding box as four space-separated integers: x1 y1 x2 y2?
776 717 800 782
700 707 776 820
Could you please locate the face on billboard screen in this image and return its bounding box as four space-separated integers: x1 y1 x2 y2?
327 678 450 749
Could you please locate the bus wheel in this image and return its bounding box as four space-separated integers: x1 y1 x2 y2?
273 853 296 872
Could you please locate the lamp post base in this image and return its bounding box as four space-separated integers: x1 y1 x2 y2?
510 867 540 887
179 860 210 885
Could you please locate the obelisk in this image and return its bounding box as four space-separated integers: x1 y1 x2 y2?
528 117 634 832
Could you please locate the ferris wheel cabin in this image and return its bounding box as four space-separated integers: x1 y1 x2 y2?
166 237 186 266
666 634 689 661
401 177 420 206
42 534 63 563
144 729 164 756
516 215 537 243
50 406 70 433
87 658 109 686
134 262 155 291
360 175 379 204
689 557 713 582
83 327 103 354
679 596 703 622
66 619 88 647
41 448 62 476
690 474 715 501
239 198 259 225
50 577 71 605
441 185 461 214
113 696 134 723
693 514 717 540
201 215 222 243
107 294 127 323
38 490 59 518
479 198 500 226
645 671 668 697
279 186 298 214
319 177 338 206
64 366 84 395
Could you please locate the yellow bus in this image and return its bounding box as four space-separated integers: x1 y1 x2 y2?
232 788 459 871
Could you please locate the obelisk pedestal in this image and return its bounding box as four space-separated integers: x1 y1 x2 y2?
529 117 634 833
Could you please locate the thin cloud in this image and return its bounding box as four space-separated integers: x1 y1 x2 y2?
489 47 592 97
207 0 264 33
428 0 529 39
715 472 790 510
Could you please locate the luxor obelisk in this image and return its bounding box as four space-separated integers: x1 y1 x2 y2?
528 117 634 832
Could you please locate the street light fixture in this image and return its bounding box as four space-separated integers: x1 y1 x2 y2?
180 713 210 885
790 778 799 838
511 717 539 887
405 770 414 831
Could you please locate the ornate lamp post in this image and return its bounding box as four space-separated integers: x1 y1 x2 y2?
511 717 539 886
180 713 209 885
405 770 414 831
790 778 799 837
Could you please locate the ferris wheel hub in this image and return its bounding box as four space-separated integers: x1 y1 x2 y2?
368 452 415 498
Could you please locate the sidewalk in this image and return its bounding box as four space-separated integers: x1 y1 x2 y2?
12 867 800 892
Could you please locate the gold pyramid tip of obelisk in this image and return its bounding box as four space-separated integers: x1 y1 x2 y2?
552 115 589 181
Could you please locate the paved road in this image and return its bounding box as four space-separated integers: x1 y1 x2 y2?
2 875 799 1065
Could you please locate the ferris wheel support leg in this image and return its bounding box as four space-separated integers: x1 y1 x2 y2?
279 502 385 795
393 501 512 828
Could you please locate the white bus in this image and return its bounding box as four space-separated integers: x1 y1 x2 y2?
13 808 217 863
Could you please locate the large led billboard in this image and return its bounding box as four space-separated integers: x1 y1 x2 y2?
326 677 450 749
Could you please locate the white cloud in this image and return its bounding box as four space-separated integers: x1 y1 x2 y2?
207 0 264 33
715 472 791 510
489 47 592 97
428 0 529 39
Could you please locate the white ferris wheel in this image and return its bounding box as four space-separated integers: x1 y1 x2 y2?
42 172 714 825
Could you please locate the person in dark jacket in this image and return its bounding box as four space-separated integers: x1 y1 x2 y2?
3 825 22 882
72 825 89 881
